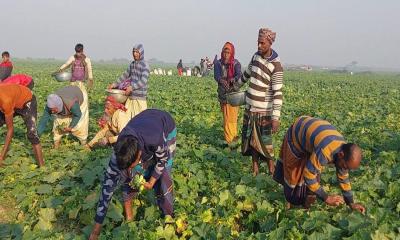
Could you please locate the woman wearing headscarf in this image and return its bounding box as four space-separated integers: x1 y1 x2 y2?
214 42 242 146
85 96 128 150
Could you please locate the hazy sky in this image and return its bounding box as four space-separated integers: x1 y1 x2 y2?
1 0 399 69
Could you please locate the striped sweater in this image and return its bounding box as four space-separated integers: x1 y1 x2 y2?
236 49 283 120
116 44 149 100
287 116 353 204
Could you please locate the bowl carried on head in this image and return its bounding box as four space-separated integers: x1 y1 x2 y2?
105 89 128 104
53 72 72 82
226 90 246 106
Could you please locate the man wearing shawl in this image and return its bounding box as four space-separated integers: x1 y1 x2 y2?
89 109 176 239
214 42 242 146
235 28 284 176
86 96 129 150
108 44 149 122
37 86 87 148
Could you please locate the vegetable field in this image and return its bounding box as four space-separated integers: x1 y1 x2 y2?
1 61 400 239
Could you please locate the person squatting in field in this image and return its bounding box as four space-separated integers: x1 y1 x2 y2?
235 27 284 176
0 51 13 81
108 44 149 122
214 42 242 147
85 96 128 150
0 84 44 167
37 85 88 148
273 116 366 213
89 109 176 239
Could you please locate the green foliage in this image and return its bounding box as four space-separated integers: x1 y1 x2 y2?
0 61 399 238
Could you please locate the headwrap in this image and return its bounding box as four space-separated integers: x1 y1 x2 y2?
258 28 276 44
221 42 235 80
105 96 127 112
46 94 63 113
97 96 127 128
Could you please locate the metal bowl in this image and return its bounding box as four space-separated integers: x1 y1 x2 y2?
226 91 246 106
106 89 128 103
54 72 72 82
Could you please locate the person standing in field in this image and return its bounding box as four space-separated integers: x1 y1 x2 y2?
273 116 366 213
37 86 88 148
108 44 149 121
177 59 183 76
0 51 13 81
235 28 284 176
214 42 242 146
89 109 176 240
0 84 44 167
57 43 94 91
85 96 128 150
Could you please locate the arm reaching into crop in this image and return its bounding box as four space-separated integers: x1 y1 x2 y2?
0 114 14 164
37 106 53 136
68 102 82 129
336 166 366 213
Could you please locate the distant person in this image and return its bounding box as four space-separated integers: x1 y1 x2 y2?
235 28 284 176
37 86 88 148
200 58 208 76
0 51 13 81
108 44 149 121
89 109 176 240
214 42 242 146
273 116 366 214
85 96 128 150
1 74 34 89
177 59 183 76
57 43 94 91
0 84 44 167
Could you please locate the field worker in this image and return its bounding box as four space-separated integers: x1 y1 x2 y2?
56 43 91 132
273 116 366 213
0 84 44 167
85 96 128 150
108 44 149 120
177 59 183 76
89 109 176 239
1 74 35 89
214 42 242 147
235 28 284 176
56 43 94 91
37 86 88 148
0 51 13 81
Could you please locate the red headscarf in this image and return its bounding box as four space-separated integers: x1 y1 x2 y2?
221 42 235 80
98 96 127 128
105 96 127 112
